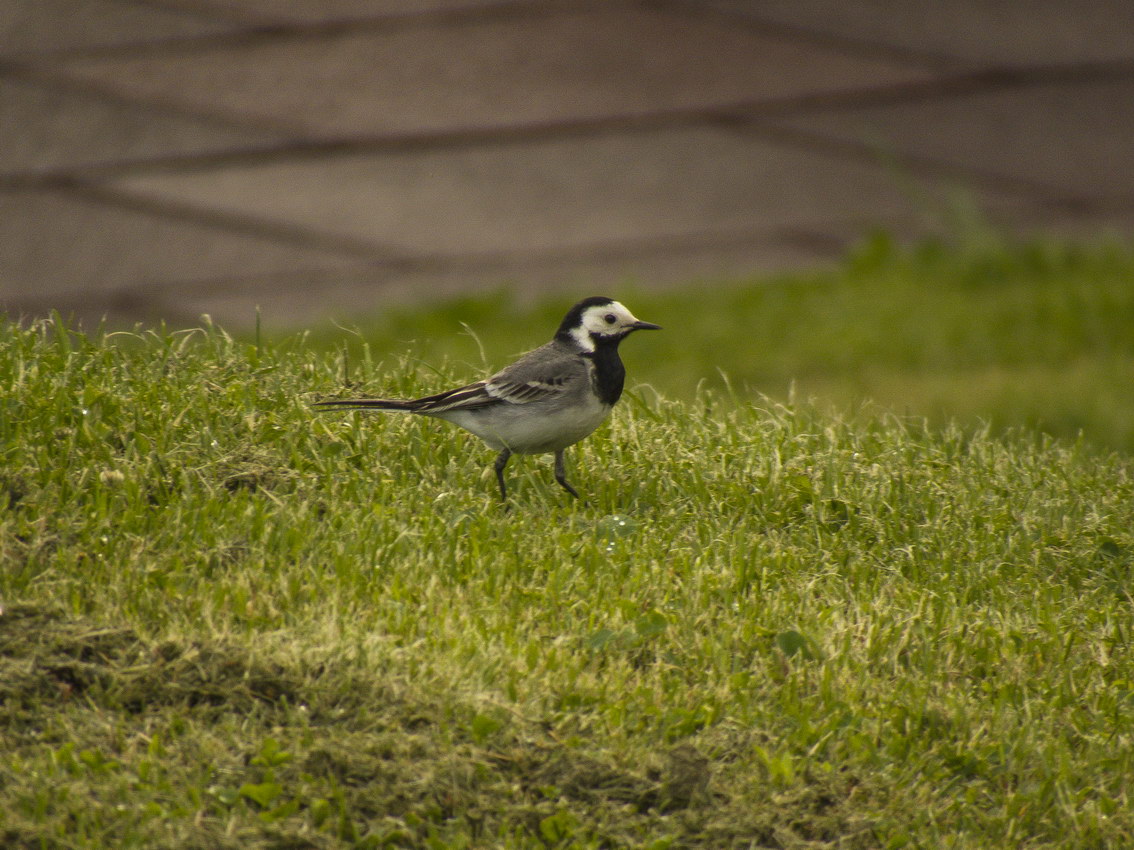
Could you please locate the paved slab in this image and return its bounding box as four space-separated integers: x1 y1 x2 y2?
0 77 285 176
709 0 1134 67
44 6 932 138
0 187 368 323
101 125 1028 257
0 0 237 57
754 77 1134 202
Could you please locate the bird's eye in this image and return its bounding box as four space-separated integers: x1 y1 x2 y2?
603 313 616 324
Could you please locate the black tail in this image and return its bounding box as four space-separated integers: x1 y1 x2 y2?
312 398 417 411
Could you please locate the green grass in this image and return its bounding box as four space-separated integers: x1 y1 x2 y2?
305 232 1134 453
2 237 1134 848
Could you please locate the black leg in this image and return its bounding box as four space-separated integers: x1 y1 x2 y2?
493 448 512 501
553 450 580 499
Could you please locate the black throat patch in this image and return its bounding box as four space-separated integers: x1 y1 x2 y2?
585 335 627 406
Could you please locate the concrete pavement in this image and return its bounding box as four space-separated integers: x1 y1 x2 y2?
2 0 1132 329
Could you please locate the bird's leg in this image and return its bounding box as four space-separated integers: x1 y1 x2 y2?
553 450 580 499
493 448 512 501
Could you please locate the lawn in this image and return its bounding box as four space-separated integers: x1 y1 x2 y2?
1 235 1132 848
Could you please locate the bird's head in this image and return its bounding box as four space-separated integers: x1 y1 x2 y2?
556 297 661 351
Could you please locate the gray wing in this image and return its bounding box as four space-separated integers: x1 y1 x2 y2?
483 341 588 405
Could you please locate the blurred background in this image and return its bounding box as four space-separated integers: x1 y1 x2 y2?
3 0 1133 329
2 1 1133 449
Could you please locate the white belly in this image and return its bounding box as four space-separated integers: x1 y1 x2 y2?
434 396 611 454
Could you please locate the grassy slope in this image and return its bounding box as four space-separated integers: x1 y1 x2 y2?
2 239 1133 848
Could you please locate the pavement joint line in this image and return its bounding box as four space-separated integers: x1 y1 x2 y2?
0 220 856 321
0 0 607 63
21 0 944 75
727 121 1134 213
126 0 280 27
6 269 387 308
650 0 956 70
701 60 1134 121
3 61 1132 186
366 224 855 271
1 173 865 274
52 179 413 261
0 63 300 138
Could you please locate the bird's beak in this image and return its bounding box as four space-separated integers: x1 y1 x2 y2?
631 320 662 331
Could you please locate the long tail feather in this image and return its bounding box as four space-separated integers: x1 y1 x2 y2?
314 380 495 414
312 398 416 411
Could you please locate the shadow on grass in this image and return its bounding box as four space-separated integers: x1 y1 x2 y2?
1 604 878 848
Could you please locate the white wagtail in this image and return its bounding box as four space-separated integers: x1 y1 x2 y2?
314 296 660 500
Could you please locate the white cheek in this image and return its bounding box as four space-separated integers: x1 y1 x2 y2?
570 324 596 351
586 315 617 334
584 315 608 335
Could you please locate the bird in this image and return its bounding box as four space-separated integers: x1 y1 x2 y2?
314 296 660 501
